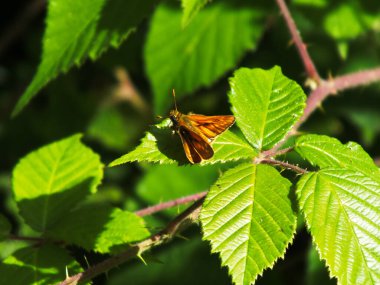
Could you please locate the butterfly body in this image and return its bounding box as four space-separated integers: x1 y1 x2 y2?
169 109 235 164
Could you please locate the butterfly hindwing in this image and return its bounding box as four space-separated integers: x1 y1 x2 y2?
178 126 214 163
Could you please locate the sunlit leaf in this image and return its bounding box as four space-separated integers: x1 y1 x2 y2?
109 119 256 166
181 0 209 26
295 134 380 182
229 66 306 150
297 168 380 285
201 163 297 285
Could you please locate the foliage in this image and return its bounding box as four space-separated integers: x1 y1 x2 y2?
1 0 380 285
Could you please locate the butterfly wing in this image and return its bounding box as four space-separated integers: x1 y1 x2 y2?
183 114 235 142
178 126 214 164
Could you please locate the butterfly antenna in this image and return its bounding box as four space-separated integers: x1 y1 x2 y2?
172 89 178 111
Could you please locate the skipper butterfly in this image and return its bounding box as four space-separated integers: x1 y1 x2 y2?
168 90 235 164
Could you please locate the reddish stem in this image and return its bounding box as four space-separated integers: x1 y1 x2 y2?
135 191 208 217
275 0 320 83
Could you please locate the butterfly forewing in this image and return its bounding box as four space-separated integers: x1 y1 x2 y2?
185 114 235 141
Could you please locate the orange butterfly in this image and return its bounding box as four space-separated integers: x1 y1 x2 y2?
169 90 235 164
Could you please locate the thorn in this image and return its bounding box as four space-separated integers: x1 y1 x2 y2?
176 234 189 241
83 255 90 269
137 253 148 265
65 266 69 279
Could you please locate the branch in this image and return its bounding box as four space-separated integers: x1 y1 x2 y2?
260 158 307 174
275 0 320 83
135 191 208 217
59 198 205 285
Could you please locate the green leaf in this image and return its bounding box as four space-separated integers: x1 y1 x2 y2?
13 0 157 116
48 204 149 253
0 215 11 241
297 168 380 285
229 66 306 150
324 4 364 40
0 245 82 285
201 163 297 285
109 119 256 166
87 106 129 151
295 134 380 182
145 3 265 113
136 164 219 216
181 0 209 26
12 134 103 232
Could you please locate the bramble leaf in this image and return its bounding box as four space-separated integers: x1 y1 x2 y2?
181 0 209 26
229 66 306 150
0 245 82 285
12 134 103 232
201 163 297 285
109 119 256 166
297 168 380 285
295 134 380 182
48 204 149 253
145 3 265 113
13 0 157 116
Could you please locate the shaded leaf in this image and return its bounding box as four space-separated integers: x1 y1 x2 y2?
297 168 380 285
13 0 157 116
109 119 256 166
0 215 11 241
48 204 149 253
0 245 82 285
12 134 103 232
229 66 306 150
201 163 297 285
145 3 265 113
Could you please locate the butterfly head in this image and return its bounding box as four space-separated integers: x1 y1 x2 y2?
169 109 181 128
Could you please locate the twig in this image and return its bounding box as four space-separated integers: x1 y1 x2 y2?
260 158 307 174
135 191 208 217
275 0 320 83
0 0 46 57
9 234 45 243
262 147 294 158
58 198 205 285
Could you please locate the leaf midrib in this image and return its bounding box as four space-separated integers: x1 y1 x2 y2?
320 172 374 284
41 142 72 231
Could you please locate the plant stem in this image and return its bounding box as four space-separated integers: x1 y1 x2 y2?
135 191 208 217
275 0 320 83
260 158 307 174
59 198 205 285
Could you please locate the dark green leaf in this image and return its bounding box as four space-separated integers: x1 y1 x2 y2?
0 245 82 285
48 204 149 253
145 3 265 113
13 0 157 116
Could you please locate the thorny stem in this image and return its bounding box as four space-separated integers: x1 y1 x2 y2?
135 191 208 217
275 0 320 83
59 198 205 285
260 158 307 174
